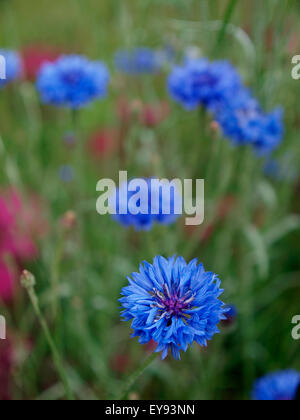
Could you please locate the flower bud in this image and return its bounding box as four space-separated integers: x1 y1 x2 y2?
20 270 36 289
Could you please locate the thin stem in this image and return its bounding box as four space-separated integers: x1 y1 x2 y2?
50 235 64 319
117 352 157 400
214 0 239 52
24 281 75 400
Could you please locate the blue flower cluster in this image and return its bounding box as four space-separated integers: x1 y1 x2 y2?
214 89 284 156
167 58 284 155
110 178 182 231
120 256 226 360
36 55 110 109
115 48 161 75
253 370 300 400
0 49 23 88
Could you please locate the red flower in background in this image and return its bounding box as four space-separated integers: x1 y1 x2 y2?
21 45 61 80
87 129 117 161
139 101 170 128
0 189 48 302
110 354 131 375
116 97 170 128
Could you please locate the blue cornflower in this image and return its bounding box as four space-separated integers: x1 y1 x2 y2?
110 178 182 231
214 88 284 155
253 370 300 400
36 55 110 109
167 58 242 111
0 49 23 87
120 256 226 360
115 48 161 75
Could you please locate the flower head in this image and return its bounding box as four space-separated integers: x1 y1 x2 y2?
167 59 242 111
120 256 226 360
253 370 300 400
36 55 110 109
87 128 116 161
139 101 170 128
213 87 284 155
0 49 23 87
110 178 182 231
115 48 161 75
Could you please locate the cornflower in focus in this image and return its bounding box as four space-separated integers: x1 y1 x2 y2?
120 256 226 360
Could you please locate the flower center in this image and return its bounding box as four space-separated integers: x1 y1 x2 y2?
151 284 195 323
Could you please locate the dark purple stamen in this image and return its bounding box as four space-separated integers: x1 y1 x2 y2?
151 285 195 323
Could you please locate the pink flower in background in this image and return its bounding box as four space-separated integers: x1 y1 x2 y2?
0 261 16 303
116 97 136 123
139 101 170 128
21 45 61 81
87 129 117 161
0 188 48 302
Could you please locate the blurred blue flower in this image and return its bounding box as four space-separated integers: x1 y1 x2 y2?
167 59 242 111
110 178 182 231
59 165 75 183
36 55 110 109
0 49 23 87
263 153 298 182
120 256 226 360
115 48 161 74
253 370 300 400
214 88 284 155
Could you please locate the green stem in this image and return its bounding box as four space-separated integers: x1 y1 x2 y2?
25 284 75 400
50 235 64 319
117 352 157 400
214 0 239 52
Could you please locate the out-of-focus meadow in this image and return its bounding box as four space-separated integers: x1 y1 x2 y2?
0 0 300 400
